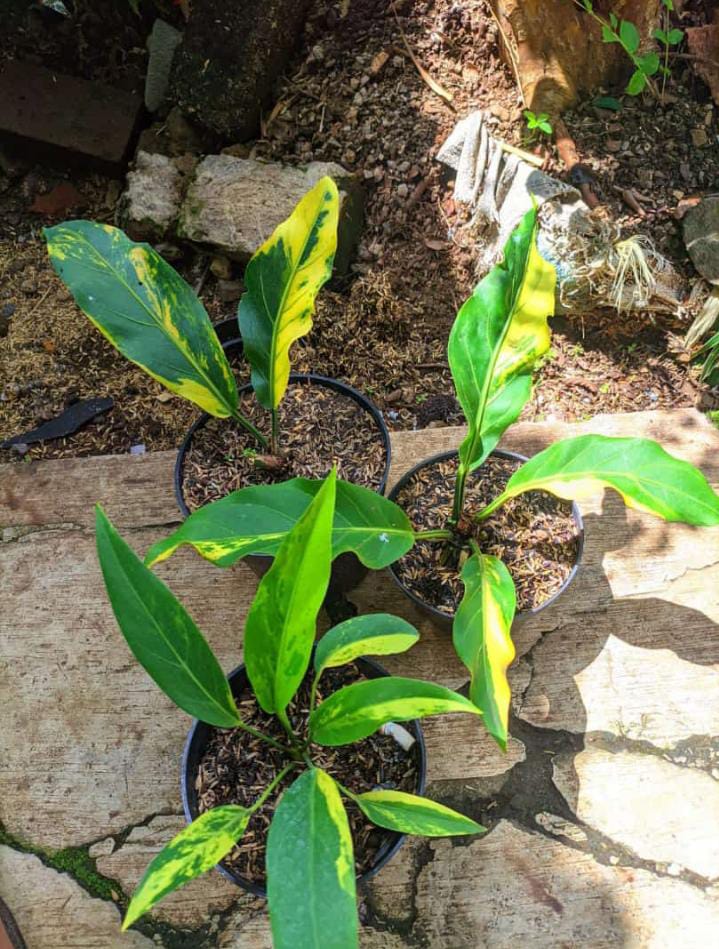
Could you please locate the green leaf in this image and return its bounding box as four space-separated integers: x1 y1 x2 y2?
267 769 357 949
619 19 640 53
593 95 622 111
45 222 238 418
626 69 647 95
123 806 249 930
310 677 481 746
653 28 668 43
602 24 618 43
454 553 517 750
638 51 660 75
244 470 336 714
538 120 553 135
314 614 419 676
448 208 556 475
239 177 339 410
95 506 241 728
609 11 618 28
144 477 414 570
667 28 684 45
480 434 719 527
352 790 485 837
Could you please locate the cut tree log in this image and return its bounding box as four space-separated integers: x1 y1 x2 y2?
490 0 661 115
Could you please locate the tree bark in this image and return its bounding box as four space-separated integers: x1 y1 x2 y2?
490 0 661 116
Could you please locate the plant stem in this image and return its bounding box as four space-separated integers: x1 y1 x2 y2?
232 409 269 449
661 7 669 99
247 763 299 814
414 529 454 542
474 492 506 522
309 671 322 718
236 719 299 758
449 464 468 528
276 706 301 750
270 408 279 456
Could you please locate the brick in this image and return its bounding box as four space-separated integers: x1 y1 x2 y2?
0 61 142 172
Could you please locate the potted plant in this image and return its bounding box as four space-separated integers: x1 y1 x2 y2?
44 177 391 593
140 209 719 752
96 470 484 945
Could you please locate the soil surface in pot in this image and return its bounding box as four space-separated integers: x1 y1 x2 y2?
393 454 580 615
195 663 421 886
181 379 387 510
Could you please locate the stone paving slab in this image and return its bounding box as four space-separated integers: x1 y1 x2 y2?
1 409 719 946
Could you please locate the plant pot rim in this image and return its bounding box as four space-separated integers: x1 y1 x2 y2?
181 655 427 897
387 447 585 628
174 373 392 518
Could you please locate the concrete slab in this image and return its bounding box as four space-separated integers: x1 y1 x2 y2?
1 409 719 945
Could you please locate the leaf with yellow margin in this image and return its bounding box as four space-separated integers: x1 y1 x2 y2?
448 208 556 474
453 552 517 751
44 221 238 417
267 769 357 949
238 176 339 410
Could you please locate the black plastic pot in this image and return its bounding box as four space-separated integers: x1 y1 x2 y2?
387 448 585 631
181 656 427 898
175 373 392 596
213 316 243 354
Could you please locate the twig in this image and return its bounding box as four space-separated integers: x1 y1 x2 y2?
28 286 52 318
500 141 545 168
390 2 453 104
554 118 601 209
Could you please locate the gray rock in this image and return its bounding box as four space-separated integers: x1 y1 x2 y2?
145 18 183 113
684 196 719 284
178 156 364 273
170 0 312 140
118 151 184 242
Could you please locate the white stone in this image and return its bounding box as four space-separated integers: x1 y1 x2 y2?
553 749 719 879
120 151 184 241
177 156 364 272
89 837 116 858
0 845 155 947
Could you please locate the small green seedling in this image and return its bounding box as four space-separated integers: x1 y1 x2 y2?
654 0 684 97
45 177 340 455
97 470 483 946
145 209 719 753
523 109 553 138
576 0 661 97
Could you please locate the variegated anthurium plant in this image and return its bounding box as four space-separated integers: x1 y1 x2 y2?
44 176 340 454
142 208 719 752
96 469 483 946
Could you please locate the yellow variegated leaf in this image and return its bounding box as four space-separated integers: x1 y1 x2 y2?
44 221 238 418
239 177 339 410
448 208 556 475
453 552 517 750
267 769 357 949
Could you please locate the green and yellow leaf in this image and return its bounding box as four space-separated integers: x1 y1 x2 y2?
144 477 414 570
478 434 719 526
314 614 419 677
95 506 241 728
123 806 250 930
45 221 238 417
267 769 357 949
239 177 339 410
244 471 336 715
352 790 485 837
448 208 556 474
310 677 481 746
453 552 517 750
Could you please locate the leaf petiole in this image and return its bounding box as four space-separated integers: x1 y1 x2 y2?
231 409 269 449
413 528 454 542
247 763 300 813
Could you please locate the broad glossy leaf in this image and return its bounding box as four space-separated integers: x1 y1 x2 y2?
353 790 485 837
454 553 517 750
267 769 357 949
239 177 339 410
310 677 481 746
144 477 413 569
482 434 719 526
95 506 241 728
45 221 237 417
244 471 335 714
123 806 249 930
448 208 555 475
626 69 647 95
314 614 419 676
